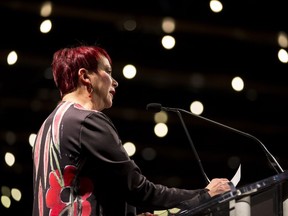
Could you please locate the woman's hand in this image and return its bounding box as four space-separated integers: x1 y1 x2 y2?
205 178 232 197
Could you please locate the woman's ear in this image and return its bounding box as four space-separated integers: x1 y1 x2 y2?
78 68 91 85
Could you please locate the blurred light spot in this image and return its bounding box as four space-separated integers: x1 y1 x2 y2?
154 123 168 137
161 35 175 50
123 19 137 31
121 108 138 120
30 100 43 112
5 152 15 167
11 188 21 201
5 131 16 145
40 19 52 33
278 48 288 63
141 147 157 161
29 133 37 148
37 88 51 99
154 111 168 123
123 142 136 156
123 64 137 79
246 89 258 101
190 101 204 115
169 208 181 214
190 73 205 88
231 76 244 91
44 67 53 79
278 31 288 48
162 17 175 33
1 196 11 208
210 0 223 13
40 1 52 17
7 51 17 65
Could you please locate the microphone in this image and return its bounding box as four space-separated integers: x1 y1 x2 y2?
146 103 211 184
146 103 284 175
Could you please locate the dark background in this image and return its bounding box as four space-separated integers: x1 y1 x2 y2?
0 0 288 214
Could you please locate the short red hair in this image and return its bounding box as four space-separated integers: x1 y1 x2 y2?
52 45 112 98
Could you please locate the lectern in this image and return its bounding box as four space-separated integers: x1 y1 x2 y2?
156 171 288 216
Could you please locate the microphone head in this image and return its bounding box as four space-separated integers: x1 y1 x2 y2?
146 103 162 113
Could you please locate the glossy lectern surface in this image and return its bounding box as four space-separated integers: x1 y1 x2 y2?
173 171 288 216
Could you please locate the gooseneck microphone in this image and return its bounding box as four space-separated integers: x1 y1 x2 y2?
146 103 284 175
146 103 211 184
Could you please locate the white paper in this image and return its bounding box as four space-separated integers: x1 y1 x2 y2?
230 164 241 187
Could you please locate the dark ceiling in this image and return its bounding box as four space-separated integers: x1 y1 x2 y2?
0 0 288 214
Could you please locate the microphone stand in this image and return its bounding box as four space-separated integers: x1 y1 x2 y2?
175 109 211 184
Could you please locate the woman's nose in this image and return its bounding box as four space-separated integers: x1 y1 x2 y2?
113 78 118 88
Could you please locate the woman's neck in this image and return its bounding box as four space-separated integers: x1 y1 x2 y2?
62 90 94 110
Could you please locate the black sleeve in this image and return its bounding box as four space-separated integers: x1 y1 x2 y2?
80 112 211 210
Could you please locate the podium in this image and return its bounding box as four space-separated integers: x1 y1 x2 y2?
165 171 288 216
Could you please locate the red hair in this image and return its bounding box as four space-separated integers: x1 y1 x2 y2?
52 45 112 98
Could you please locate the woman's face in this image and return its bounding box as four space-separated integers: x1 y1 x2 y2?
90 56 118 111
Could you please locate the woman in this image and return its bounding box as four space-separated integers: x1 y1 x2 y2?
32 44 231 216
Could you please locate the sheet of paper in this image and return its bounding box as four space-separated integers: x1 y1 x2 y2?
230 164 241 186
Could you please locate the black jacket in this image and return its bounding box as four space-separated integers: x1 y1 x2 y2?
32 101 210 216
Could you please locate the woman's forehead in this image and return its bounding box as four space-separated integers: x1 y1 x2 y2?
98 56 111 69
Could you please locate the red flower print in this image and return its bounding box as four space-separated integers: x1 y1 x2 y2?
46 165 93 216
